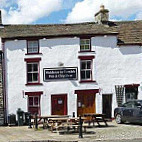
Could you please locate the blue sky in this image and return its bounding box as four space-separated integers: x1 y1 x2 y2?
0 0 142 24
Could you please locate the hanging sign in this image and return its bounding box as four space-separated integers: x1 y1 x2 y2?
43 67 78 81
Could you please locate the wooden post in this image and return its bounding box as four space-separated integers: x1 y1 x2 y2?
35 113 38 130
28 113 32 128
79 115 83 138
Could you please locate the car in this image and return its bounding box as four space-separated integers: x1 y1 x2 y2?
114 100 142 124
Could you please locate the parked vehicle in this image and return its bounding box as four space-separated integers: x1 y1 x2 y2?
114 100 142 124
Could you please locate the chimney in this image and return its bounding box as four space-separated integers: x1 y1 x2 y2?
95 5 109 24
0 10 2 25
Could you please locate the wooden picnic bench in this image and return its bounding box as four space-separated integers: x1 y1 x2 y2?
31 115 69 129
48 117 87 133
83 113 108 127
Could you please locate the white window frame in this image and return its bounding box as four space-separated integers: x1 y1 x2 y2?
80 39 91 51
27 40 39 54
80 60 92 80
27 62 39 83
28 96 40 107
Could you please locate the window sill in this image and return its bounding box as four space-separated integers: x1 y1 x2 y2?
78 51 95 53
25 83 43 86
25 53 42 55
79 80 96 83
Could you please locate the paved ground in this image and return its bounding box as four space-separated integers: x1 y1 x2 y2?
0 121 142 142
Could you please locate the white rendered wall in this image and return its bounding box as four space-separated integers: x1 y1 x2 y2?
4 36 142 117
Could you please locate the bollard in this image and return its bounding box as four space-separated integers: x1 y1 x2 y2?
35 113 38 130
73 112 75 117
28 113 32 128
79 115 83 138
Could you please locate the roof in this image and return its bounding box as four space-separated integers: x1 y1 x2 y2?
0 20 142 45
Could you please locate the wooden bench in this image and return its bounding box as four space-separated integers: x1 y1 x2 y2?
51 123 88 133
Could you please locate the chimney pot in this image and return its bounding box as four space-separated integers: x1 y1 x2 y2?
100 5 105 10
95 5 109 24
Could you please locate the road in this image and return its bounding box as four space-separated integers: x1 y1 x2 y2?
93 139 142 142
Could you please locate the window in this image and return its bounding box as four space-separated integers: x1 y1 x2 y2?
27 40 39 54
125 85 138 102
80 39 91 51
29 96 40 107
80 60 92 80
27 62 39 83
28 96 40 115
25 58 41 85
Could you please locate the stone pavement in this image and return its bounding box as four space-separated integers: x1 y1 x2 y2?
0 121 142 142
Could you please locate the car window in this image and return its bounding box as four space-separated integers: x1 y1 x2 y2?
122 102 133 108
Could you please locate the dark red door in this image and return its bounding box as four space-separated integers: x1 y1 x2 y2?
51 94 67 115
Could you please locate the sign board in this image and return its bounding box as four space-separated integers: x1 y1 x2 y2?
43 67 78 81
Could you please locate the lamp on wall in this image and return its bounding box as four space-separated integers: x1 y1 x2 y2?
42 38 47 40
58 62 64 67
14 39 18 42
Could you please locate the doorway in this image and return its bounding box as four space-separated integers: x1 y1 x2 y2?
77 93 96 116
102 94 112 118
51 94 67 115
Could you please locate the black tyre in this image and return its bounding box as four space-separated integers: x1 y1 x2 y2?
115 114 123 124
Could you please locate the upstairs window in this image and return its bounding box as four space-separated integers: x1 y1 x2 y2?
80 60 92 80
27 40 39 54
25 58 41 85
80 39 91 51
27 62 39 83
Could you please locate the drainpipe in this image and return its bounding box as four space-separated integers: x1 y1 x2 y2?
2 40 7 125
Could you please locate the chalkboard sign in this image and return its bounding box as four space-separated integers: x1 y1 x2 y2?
43 67 78 81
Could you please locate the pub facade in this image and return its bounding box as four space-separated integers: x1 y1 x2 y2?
1 6 142 121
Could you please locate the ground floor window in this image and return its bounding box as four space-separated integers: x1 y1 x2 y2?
125 85 139 102
28 96 40 115
25 91 43 115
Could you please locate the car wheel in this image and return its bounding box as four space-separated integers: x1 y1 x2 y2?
115 114 123 124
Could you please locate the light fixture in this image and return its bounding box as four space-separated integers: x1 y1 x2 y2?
42 38 46 40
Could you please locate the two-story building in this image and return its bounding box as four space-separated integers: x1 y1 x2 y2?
1 6 142 123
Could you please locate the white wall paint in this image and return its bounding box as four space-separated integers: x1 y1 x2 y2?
4 36 142 117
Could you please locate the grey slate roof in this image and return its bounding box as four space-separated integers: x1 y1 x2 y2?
0 20 142 45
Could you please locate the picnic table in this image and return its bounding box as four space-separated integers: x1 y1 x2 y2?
83 113 108 127
48 117 87 132
31 115 69 129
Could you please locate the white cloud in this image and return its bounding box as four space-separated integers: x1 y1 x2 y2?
65 0 142 23
1 0 62 24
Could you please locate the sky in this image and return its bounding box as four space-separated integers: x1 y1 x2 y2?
0 0 142 24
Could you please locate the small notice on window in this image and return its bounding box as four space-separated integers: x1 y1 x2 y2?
58 99 63 104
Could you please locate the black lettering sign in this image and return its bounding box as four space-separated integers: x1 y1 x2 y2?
43 67 78 81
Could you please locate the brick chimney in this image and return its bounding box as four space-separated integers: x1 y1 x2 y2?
0 10 2 25
95 5 109 24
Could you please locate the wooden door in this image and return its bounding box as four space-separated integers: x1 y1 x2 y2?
102 94 112 118
51 94 67 115
77 94 95 116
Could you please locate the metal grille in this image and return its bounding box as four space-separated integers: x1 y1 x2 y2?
115 85 124 107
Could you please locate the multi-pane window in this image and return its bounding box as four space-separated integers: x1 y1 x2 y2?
28 96 40 107
27 62 39 83
27 40 39 54
28 96 40 115
80 39 91 51
80 60 92 80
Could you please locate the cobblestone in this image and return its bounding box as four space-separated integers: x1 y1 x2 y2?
0 121 142 142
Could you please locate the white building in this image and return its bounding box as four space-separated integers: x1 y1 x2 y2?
1 6 142 121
